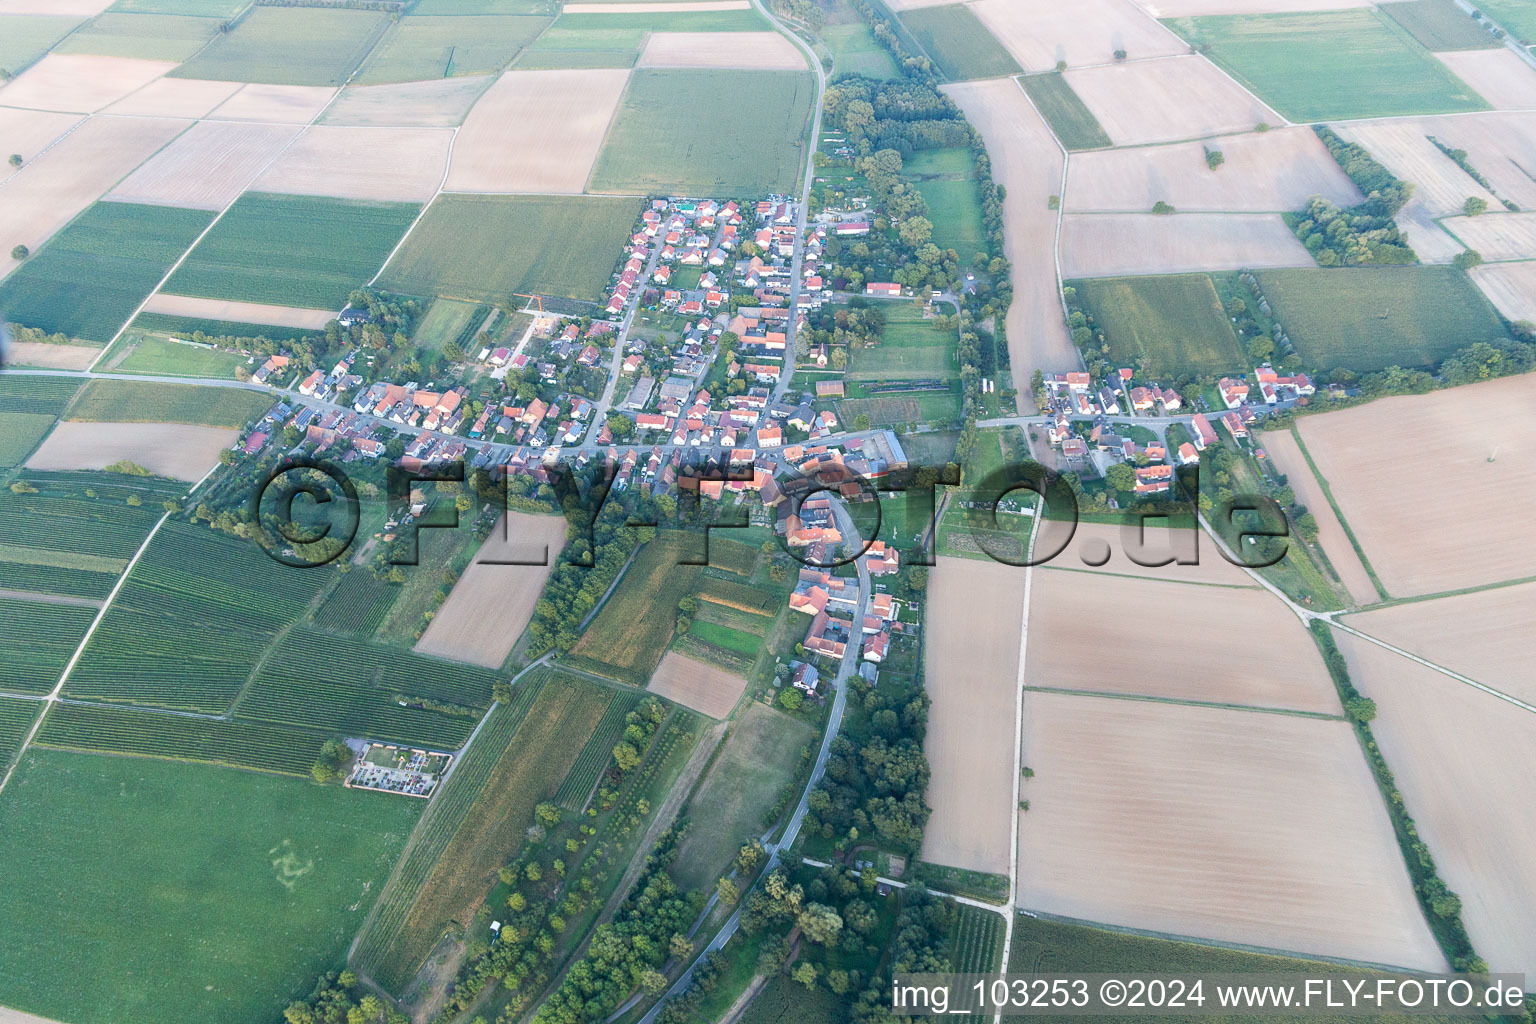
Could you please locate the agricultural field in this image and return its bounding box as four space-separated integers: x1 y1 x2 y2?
1438 210 1536 262
1332 121 1494 218
588 69 815 195
446 67 631 193
0 698 41 774
971 0 1186 69
1018 691 1445 969
0 108 81 183
0 374 83 416
1336 635 1535 975
1258 430 1379 607
1414 111 1536 210
353 14 551 84
0 12 80 72
1060 213 1311 278
0 749 420 1024
311 566 400 636
0 412 56 467
54 11 222 60
379 193 639 303
108 121 304 211
1069 273 1246 377
553 690 642 808
206 82 338 122
253 125 452 203
823 21 899 79
170 6 391 86
414 512 570 669
100 75 242 117
848 302 958 380
921 555 1025 876
1434 48 1536 110
0 340 101 369
898 3 1019 81
1255 266 1508 374
1476 0 1536 39
1163 9 1487 121
25 421 237 481
163 192 420 310
98 334 252 379
321 75 493 127
1018 72 1111 151
738 975 847 1024
64 378 272 426
568 533 702 686
648 650 748 718
0 53 177 113
673 703 814 888
109 0 246 16
637 30 805 69
1380 0 1500 51
1063 56 1279 147
948 903 1006 975
0 596 95 694
1470 259 1536 322
137 294 334 330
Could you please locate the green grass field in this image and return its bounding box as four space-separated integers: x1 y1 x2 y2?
1255 266 1509 373
0 749 419 1024
1379 0 1501 50
353 14 550 83
0 13 80 74
412 297 487 352
567 532 702 686
900 4 1020 81
914 175 987 261
55 12 222 60
65 378 271 426
104 334 247 378
588 69 815 195
1476 0 1536 41
171 6 390 85
825 21 900 79
1020 72 1113 150
1071 274 1247 378
379 193 637 303
1163 9 1487 120
107 0 247 17
0 201 215 343
673 703 813 889
849 302 959 380
164 193 419 310
0 412 56 468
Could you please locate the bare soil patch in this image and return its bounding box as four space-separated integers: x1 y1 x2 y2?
970 0 1185 71
921 554 1024 876
1433 49 1536 110
0 54 176 113
413 512 569 669
207 83 337 123
1296 374 1536 597
447 68 629 194
321 76 493 127
1066 126 1361 213
0 108 81 184
139 294 336 328
637 31 805 69
1335 120 1495 217
943 79 1075 400
1018 690 1445 969
102 77 242 119
1060 212 1312 277
1063 56 1279 147
4 341 101 369
1336 634 1536 975
1470 260 1536 321
108 120 301 210
648 650 748 719
0 1004 72 1024
1438 209 1536 261
26 420 236 480
1258 430 1377 605
254 125 450 202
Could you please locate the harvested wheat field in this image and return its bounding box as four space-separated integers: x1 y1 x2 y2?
0 108 80 183
1336 634 1536 975
0 54 177 114
321 76 492 127
101 77 242 119
414 512 569 669
1434 49 1536 110
1060 213 1312 277
108 121 301 210
1414 112 1536 210
1134 0 1373 12
944 79 1074 402
4 341 101 369
1296 374 1536 596
207 83 337 123
1027 569 1339 712
1470 260 1536 321
446 68 629 194
564 1 748 10
1395 198 1462 264
1066 126 1361 213
1335 120 1495 217
1258 430 1377 606
1064 56 1279 147
921 555 1025 876
26 421 237 480
970 0 1184 70
637 31 805 69
139 294 336 329
648 651 747 719
1345 582 1536 705
1439 210 1536 261
254 126 450 202
1018 691 1445 969
1033 521 1253 585
0 115 187 263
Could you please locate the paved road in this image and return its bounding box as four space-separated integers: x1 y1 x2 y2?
581 235 665 446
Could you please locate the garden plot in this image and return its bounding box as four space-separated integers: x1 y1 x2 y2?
1018 691 1445 970
943 79 1075 396
969 0 1185 70
921 555 1024 876
1423 112 1536 211
1470 260 1536 321
253 126 451 202
0 53 176 113
446 68 629 193
1336 635 1536 975
101 76 242 118
1433 48 1536 109
648 651 747 719
1059 213 1311 277
1063 56 1279 147
1334 120 1494 216
1439 210 1536 261
1026 569 1339 712
0 115 187 268
636 30 804 68
0 108 80 183
138 294 336 329
1258 430 1377 606
206 83 337 123
321 76 493 127
25 421 237 480
1065 126 1360 213
1295 373 1536 597
413 512 570 669
107 121 302 210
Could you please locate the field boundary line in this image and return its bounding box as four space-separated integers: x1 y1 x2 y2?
1034 564 1259 589
580 67 638 195
1007 74 1077 378
1288 428 1389 601
365 124 460 288
1326 619 1536 715
1022 685 1344 720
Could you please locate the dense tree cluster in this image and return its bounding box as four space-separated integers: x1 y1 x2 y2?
1293 128 1416 266
282 970 403 1024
